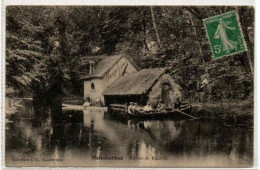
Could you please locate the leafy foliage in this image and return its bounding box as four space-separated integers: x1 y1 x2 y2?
6 6 254 103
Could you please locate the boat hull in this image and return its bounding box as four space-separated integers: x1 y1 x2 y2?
107 106 193 120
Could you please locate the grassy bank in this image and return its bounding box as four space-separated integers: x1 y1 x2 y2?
191 99 253 127
8 92 253 127
62 96 83 105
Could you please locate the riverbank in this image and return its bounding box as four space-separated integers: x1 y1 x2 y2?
6 95 254 128
62 96 83 105
191 99 253 127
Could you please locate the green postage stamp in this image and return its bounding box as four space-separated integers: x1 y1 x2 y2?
203 11 247 59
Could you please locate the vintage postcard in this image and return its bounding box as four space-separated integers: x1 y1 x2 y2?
2 1 256 169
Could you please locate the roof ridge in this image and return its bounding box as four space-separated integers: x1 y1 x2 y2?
99 55 124 77
81 55 124 80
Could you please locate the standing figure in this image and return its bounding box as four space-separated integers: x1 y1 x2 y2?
214 18 238 53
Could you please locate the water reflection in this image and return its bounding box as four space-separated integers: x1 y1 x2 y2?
5 98 253 167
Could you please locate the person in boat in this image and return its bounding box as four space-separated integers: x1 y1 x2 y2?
156 101 165 112
83 97 92 107
84 101 91 107
128 102 135 114
143 103 153 112
134 102 144 113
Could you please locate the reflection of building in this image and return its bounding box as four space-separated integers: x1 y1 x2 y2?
82 55 182 106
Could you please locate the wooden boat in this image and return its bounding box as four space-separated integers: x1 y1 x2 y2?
108 104 196 120
127 106 195 119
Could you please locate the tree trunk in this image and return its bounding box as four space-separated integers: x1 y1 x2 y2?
48 81 63 124
143 15 150 54
236 7 254 75
150 6 161 49
32 83 48 127
220 94 224 113
187 10 204 63
50 95 63 124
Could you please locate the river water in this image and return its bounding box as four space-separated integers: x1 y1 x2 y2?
5 98 253 167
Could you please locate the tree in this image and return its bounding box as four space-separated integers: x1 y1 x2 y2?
6 6 254 111
150 6 161 49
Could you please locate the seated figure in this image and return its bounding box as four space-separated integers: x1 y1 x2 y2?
156 101 165 111
83 97 92 107
128 102 135 114
134 103 143 112
143 103 153 112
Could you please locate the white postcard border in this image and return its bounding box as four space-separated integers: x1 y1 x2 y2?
0 0 258 169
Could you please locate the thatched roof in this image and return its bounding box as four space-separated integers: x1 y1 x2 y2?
81 55 139 80
103 68 166 96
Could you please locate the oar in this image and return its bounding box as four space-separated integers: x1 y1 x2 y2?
175 109 197 119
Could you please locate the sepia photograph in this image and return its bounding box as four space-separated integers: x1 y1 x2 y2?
4 5 255 168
